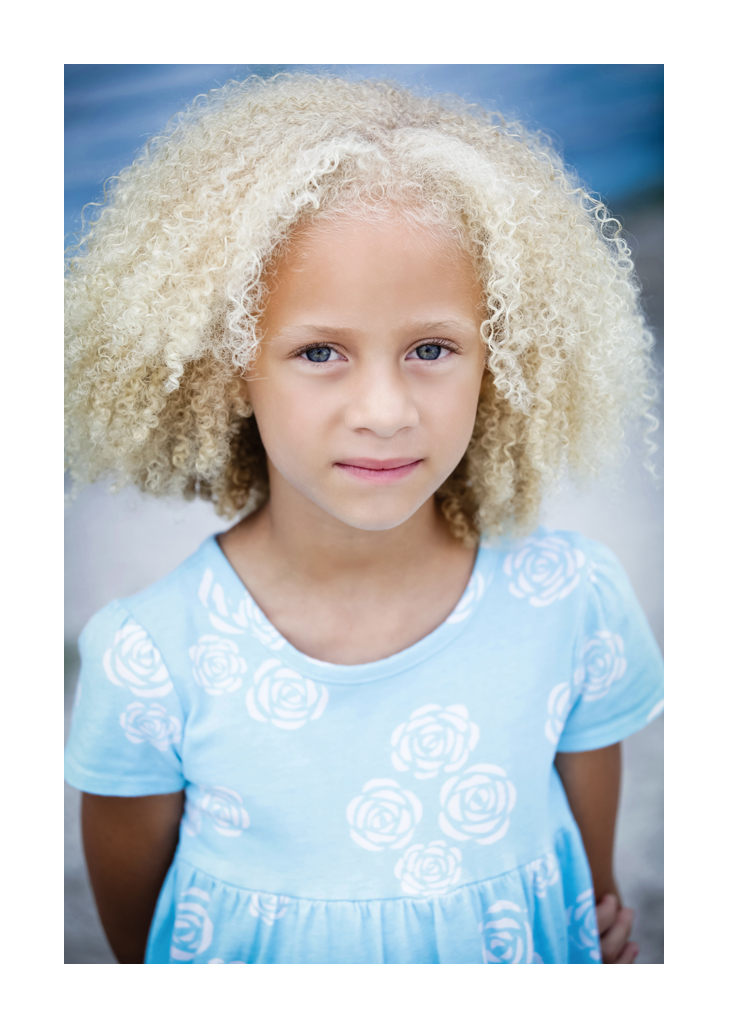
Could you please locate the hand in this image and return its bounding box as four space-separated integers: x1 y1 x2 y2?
596 894 639 963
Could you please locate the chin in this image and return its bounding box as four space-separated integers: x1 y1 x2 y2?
327 500 427 533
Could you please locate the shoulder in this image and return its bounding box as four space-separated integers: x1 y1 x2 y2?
488 525 620 609
78 534 218 652
495 526 618 562
501 528 659 658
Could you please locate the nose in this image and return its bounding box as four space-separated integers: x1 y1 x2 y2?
344 365 419 437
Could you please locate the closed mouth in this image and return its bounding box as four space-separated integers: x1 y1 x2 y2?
334 458 422 470
333 459 423 481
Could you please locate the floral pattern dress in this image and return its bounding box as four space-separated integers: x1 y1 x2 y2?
65 528 663 964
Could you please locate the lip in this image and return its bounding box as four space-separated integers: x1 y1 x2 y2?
337 457 422 470
334 458 423 482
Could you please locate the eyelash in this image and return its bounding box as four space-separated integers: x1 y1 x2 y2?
292 338 460 362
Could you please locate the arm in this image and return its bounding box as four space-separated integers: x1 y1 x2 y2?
81 790 185 964
554 742 621 901
554 743 638 964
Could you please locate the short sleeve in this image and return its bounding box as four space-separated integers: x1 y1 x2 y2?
64 600 186 796
556 541 663 753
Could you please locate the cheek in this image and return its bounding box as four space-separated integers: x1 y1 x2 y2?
249 378 326 466
421 370 483 449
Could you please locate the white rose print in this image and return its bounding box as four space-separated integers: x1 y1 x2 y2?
246 658 328 730
395 841 462 897
119 702 181 752
438 764 516 845
245 599 288 650
503 535 585 607
249 893 289 925
198 567 247 635
346 779 423 851
103 619 173 697
189 635 247 696
446 572 485 624
170 888 214 962
208 958 245 964
527 853 560 898
391 704 479 780
198 568 286 649
566 888 601 961
480 900 535 964
544 682 572 745
573 631 627 700
198 786 250 837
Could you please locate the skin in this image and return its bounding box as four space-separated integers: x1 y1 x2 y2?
82 212 636 963
221 215 487 665
555 743 638 963
81 790 184 964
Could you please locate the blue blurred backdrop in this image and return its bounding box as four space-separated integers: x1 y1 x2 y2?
65 64 662 244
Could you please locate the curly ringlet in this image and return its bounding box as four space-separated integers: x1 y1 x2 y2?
65 72 658 542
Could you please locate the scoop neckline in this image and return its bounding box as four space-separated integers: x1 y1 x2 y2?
203 533 500 685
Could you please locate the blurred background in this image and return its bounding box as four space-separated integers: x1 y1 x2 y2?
64 64 663 963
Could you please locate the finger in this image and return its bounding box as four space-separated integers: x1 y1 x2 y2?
600 906 635 961
613 941 639 964
595 895 619 935
600 907 635 963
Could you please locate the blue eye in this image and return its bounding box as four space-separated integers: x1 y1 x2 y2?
304 347 333 362
415 343 443 360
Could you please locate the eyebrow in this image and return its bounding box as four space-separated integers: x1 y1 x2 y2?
268 319 477 342
272 325 352 339
419 320 476 333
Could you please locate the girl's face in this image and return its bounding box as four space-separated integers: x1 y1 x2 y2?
246 213 487 533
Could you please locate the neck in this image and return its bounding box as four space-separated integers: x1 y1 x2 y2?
217 460 478 664
239 464 459 590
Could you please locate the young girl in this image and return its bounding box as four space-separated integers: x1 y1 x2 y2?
64 73 663 965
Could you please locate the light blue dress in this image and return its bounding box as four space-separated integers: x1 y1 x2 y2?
65 527 663 964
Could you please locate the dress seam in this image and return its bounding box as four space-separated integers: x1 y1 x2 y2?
206 535 501 685
556 686 663 751
64 762 184 793
113 599 190 726
175 842 569 905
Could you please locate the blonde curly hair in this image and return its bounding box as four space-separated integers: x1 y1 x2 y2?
65 72 658 542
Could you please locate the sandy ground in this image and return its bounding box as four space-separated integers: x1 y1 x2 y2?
64 204 663 964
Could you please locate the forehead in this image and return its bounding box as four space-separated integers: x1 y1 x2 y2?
283 211 471 265
262 213 483 327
